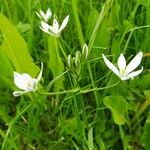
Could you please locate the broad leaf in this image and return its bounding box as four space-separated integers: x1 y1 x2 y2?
0 50 13 88
0 14 39 76
104 96 128 125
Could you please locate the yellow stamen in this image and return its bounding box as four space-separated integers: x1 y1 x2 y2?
120 69 125 75
27 82 32 87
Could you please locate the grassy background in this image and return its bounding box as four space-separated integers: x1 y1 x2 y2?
0 0 150 149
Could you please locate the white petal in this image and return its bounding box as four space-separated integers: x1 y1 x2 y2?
40 23 55 36
22 73 33 81
127 67 143 79
59 15 69 33
14 72 29 90
47 25 58 36
36 9 52 22
40 21 51 34
41 18 59 36
102 54 120 77
21 73 36 91
119 76 131 81
27 78 37 91
45 8 52 21
117 53 126 71
126 52 143 74
53 18 59 32
39 10 45 18
13 90 28 97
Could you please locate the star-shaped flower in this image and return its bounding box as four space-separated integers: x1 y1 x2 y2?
13 63 43 96
102 52 143 80
40 15 69 37
36 8 52 22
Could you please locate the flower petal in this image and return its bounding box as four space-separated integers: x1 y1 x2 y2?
21 73 36 91
47 25 58 36
53 18 59 32
126 52 143 74
22 73 33 81
59 15 69 33
127 67 143 79
102 54 120 77
40 21 51 34
36 8 52 22
39 10 45 18
13 90 28 97
41 18 59 36
117 53 126 71
45 8 52 21
14 72 29 90
119 76 131 81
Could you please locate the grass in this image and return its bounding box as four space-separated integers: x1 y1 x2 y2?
0 0 150 149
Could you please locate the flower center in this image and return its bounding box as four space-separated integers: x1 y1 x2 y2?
27 82 32 88
120 69 126 75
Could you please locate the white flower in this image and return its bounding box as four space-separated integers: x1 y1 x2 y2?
13 63 43 97
36 8 52 22
102 52 143 80
40 15 69 37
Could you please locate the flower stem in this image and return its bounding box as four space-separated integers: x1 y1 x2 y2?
138 94 150 114
2 102 33 150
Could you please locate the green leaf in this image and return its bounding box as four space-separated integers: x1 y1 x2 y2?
0 50 13 88
141 115 150 150
0 106 11 123
88 127 94 150
103 96 128 125
0 14 39 76
139 73 150 90
86 9 111 48
48 37 64 90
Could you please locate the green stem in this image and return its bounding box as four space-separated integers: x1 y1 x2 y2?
80 81 120 94
39 88 80 95
47 70 69 90
139 94 150 114
39 81 120 96
87 63 99 106
119 126 127 150
2 101 34 150
73 95 84 138
58 39 67 60
131 94 150 130
88 0 112 53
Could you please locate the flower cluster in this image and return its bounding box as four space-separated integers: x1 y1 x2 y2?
36 8 69 37
12 8 144 97
67 43 88 68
